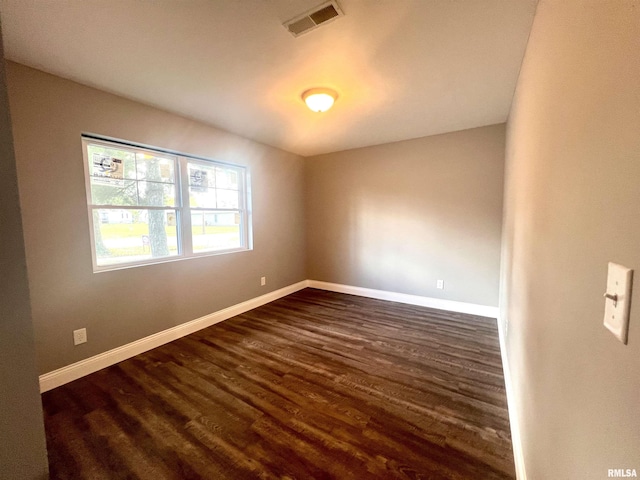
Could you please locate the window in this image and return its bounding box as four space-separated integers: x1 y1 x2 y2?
82 136 251 271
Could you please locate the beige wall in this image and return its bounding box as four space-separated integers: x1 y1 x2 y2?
7 62 306 374
306 124 505 307
501 1 640 478
0 36 48 479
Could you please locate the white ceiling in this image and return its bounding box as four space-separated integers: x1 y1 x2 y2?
0 0 536 156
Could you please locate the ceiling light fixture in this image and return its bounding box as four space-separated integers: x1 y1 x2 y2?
302 88 338 112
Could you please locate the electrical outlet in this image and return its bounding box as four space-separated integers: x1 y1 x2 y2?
437 279 444 289
261 276 266 286
73 328 87 345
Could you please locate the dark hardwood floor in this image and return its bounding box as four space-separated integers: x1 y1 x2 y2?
42 288 515 479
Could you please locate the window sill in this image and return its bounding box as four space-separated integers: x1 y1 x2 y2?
92 246 252 273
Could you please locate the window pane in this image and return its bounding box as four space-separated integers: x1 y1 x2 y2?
137 181 176 207
188 163 216 188
136 153 175 184
189 186 217 208
90 178 138 206
87 144 137 180
215 167 238 190
216 188 239 208
187 162 241 208
191 210 241 253
93 209 178 266
189 186 239 209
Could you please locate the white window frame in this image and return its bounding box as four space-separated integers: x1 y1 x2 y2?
82 136 252 272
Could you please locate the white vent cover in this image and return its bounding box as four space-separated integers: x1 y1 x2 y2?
283 1 344 37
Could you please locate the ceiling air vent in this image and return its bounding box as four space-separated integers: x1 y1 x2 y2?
284 1 344 37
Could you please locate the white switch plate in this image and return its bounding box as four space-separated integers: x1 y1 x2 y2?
260 276 266 286
603 262 633 344
73 328 87 346
437 280 444 289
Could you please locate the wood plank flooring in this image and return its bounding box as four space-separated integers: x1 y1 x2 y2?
42 288 515 479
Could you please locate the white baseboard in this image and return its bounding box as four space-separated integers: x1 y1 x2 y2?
39 279 499 392
307 280 499 318
497 320 527 480
38 280 308 392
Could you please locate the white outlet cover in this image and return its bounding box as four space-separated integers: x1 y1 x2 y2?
73 328 87 345
603 262 633 344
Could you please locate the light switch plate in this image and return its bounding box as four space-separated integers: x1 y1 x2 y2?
603 262 633 344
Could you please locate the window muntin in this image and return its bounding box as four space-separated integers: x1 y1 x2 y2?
82 137 250 271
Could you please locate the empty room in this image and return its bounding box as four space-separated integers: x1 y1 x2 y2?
1 1 638 479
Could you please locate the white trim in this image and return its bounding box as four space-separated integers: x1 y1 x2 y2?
497 319 527 480
39 279 500 393
307 280 499 318
39 280 308 392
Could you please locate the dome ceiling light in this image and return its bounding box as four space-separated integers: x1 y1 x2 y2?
302 88 338 113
